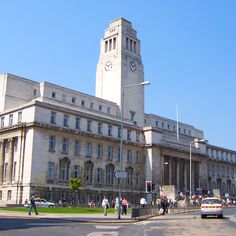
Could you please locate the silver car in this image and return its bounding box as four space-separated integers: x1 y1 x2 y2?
201 197 223 218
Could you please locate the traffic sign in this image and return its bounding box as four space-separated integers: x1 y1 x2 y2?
114 171 127 179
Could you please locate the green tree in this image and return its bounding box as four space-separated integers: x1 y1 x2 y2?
69 178 81 206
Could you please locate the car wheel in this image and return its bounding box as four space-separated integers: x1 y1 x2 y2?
218 214 223 219
201 215 206 219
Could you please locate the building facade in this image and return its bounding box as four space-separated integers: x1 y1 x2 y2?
0 18 236 206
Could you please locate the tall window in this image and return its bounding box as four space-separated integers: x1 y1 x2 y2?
63 114 69 127
135 172 140 187
4 163 8 179
108 124 112 136
1 117 4 128
118 147 121 161
127 129 131 140
136 132 140 142
98 122 103 134
127 149 132 163
108 146 113 160
96 168 102 184
49 135 56 152
87 120 92 132
73 165 80 178
97 144 103 158
126 168 133 186
85 162 93 184
136 151 141 164
75 117 81 130
74 140 81 155
60 162 69 181
12 162 17 179
47 162 55 180
118 127 121 139
9 114 13 126
106 165 114 185
18 111 22 123
0 190 2 200
7 190 12 200
50 111 57 124
86 142 92 157
62 138 69 153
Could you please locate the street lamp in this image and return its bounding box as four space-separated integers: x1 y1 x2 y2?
189 138 205 202
117 80 150 219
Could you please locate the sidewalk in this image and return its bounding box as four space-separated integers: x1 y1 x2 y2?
0 210 146 223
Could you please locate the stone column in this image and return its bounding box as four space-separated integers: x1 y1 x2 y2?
8 138 14 183
0 139 5 184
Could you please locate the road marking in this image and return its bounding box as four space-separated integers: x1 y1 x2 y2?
87 232 118 236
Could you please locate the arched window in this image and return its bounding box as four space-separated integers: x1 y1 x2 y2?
7 190 12 200
106 164 114 185
59 157 70 181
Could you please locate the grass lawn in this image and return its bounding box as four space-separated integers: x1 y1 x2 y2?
0 206 130 214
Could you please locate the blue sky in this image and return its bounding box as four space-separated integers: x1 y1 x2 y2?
0 0 235 150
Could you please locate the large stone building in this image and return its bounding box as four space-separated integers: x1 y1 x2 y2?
0 18 236 206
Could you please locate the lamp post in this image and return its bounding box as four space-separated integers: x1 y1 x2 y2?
117 80 150 219
189 138 205 202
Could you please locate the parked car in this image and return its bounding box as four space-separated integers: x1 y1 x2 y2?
201 197 223 218
24 199 55 208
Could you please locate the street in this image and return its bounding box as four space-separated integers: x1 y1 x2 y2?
0 208 235 236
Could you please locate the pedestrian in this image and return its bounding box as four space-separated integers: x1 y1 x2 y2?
121 197 128 215
140 197 147 208
102 196 110 216
28 194 39 215
114 196 120 215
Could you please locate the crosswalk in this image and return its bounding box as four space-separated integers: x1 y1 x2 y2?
86 225 122 236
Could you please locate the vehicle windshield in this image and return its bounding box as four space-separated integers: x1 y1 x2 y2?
202 199 221 204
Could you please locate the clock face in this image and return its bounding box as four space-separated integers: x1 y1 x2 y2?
129 61 137 72
104 60 113 71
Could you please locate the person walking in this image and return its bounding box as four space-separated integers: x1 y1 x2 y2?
121 197 128 215
28 194 39 215
102 196 109 216
114 196 120 215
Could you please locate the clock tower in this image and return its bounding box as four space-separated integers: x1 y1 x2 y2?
96 18 145 127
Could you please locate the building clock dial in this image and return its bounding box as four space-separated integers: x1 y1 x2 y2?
104 60 113 71
129 61 137 72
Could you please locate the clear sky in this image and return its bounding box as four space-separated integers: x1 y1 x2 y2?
0 0 235 150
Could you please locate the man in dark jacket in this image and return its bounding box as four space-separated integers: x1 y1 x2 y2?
28 194 39 215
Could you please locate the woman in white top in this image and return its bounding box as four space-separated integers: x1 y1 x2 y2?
102 196 110 216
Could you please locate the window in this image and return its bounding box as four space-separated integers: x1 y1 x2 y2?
126 168 133 186
135 172 140 187
97 144 103 158
106 165 114 185
136 132 140 142
59 161 69 181
105 40 108 53
86 142 92 157
33 89 37 96
62 138 69 153
130 39 133 52
90 103 94 109
47 162 55 180
98 122 103 134
50 111 57 124
73 165 80 178
136 151 141 164
109 39 112 51
7 190 12 200
127 130 131 140
107 107 111 113
81 100 85 107
108 146 113 160
14 137 18 151
134 41 137 53
74 140 81 155
118 127 121 139
51 92 56 98
99 105 102 111
49 135 56 152
0 190 2 200
4 163 8 179
12 162 17 179
127 149 132 163
1 117 4 128
9 114 13 126
96 168 102 184
113 37 116 50
72 97 76 104
87 120 92 132
126 37 129 50
63 114 69 127
75 117 81 130
18 111 22 123
85 163 93 184
108 124 112 136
